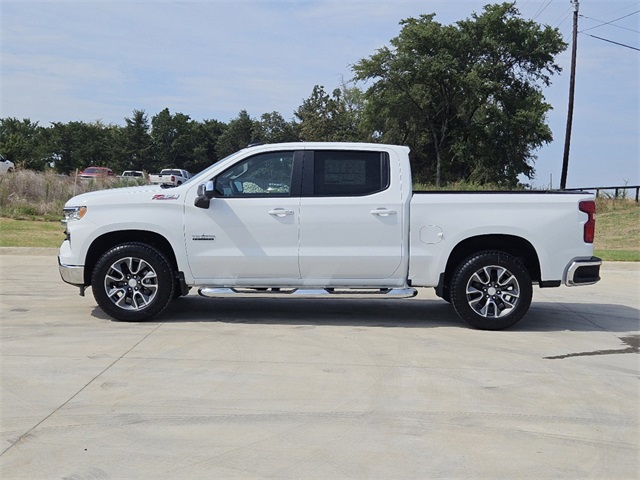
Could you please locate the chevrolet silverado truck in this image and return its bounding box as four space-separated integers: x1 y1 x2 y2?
148 168 191 186
59 142 601 330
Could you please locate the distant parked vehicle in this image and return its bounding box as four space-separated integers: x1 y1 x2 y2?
148 168 191 186
0 154 15 174
79 167 114 179
118 170 145 180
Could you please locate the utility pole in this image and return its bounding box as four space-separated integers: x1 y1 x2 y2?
560 0 579 189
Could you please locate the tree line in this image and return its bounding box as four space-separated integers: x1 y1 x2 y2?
0 3 566 187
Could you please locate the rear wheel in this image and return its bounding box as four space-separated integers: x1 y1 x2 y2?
450 251 532 330
92 243 175 321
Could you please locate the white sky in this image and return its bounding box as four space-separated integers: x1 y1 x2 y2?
1 0 638 188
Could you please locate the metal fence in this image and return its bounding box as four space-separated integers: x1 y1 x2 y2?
563 185 640 202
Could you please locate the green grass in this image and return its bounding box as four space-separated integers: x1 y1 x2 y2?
592 198 639 261
594 250 640 262
0 218 63 248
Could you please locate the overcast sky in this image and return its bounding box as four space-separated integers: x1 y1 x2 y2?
2 0 638 188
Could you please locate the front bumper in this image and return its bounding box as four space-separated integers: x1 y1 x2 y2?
565 256 602 286
58 256 85 286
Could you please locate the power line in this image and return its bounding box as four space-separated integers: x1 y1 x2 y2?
580 10 640 33
555 10 573 30
580 32 640 51
532 0 554 21
553 5 573 28
581 16 639 34
604 4 640 16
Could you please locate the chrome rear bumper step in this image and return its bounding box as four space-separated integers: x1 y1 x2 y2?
198 287 417 299
565 256 602 286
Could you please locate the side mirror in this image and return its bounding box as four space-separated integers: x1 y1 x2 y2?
194 181 215 209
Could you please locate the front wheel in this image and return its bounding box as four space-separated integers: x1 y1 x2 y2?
450 251 532 330
92 243 175 321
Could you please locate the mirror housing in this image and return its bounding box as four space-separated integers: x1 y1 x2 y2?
194 180 215 209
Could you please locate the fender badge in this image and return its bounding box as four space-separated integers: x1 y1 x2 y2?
152 194 180 200
192 234 216 241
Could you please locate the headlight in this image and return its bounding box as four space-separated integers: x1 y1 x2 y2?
62 206 87 227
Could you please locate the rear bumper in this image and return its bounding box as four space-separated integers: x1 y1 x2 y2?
565 257 602 286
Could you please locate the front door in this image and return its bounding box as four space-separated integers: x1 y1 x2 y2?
184 150 301 285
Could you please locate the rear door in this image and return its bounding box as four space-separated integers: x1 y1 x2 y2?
298 149 404 282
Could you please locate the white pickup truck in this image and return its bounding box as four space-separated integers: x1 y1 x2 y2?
148 168 191 186
59 142 601 330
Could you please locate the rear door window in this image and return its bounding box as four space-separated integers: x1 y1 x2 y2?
306 151 389 196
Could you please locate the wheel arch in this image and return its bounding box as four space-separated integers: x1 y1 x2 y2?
438 234 541 295
84 230 179 286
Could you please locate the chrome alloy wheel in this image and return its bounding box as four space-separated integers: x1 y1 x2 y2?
103 256 158 311
465 265 520 318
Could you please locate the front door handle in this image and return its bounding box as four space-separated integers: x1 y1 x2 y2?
370 208 397 217
268 208 294 217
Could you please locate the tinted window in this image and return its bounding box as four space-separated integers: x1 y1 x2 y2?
312 151 388 196
215 152 294 197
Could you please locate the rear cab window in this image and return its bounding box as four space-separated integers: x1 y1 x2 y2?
304 150 390 196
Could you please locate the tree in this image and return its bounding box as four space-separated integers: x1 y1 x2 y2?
295 84 369 142
215 110 256 158
252 112 299 144
0 118 49 170
150 108 200 171
353 2 566 186
115 109 152 173
190 119 227 172
48 121 112 174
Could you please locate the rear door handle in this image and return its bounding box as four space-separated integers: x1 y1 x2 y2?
370 208 397 217
268 208 294 217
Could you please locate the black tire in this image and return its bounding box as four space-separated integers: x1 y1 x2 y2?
91 243 175 321
450 251 532 330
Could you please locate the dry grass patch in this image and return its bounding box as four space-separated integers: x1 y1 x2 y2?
0 170 144 221
595 199 639 250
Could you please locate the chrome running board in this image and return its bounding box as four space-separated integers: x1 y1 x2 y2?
198 287 417 299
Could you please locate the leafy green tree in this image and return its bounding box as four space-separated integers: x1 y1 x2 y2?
294 85 332 141
112 109 153 173
295 84 368 142
252 112 299 144
189 118 228 173
353 2 566 186
150 108 201 172
215 110 256 158
48 121 112 174
0 118 50 170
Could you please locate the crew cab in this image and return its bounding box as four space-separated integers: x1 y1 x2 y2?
59 143 601 330
148 168 191 186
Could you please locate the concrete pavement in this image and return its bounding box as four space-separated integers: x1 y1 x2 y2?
1 249 638 479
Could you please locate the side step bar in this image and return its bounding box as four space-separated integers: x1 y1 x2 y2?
198 287 417 299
